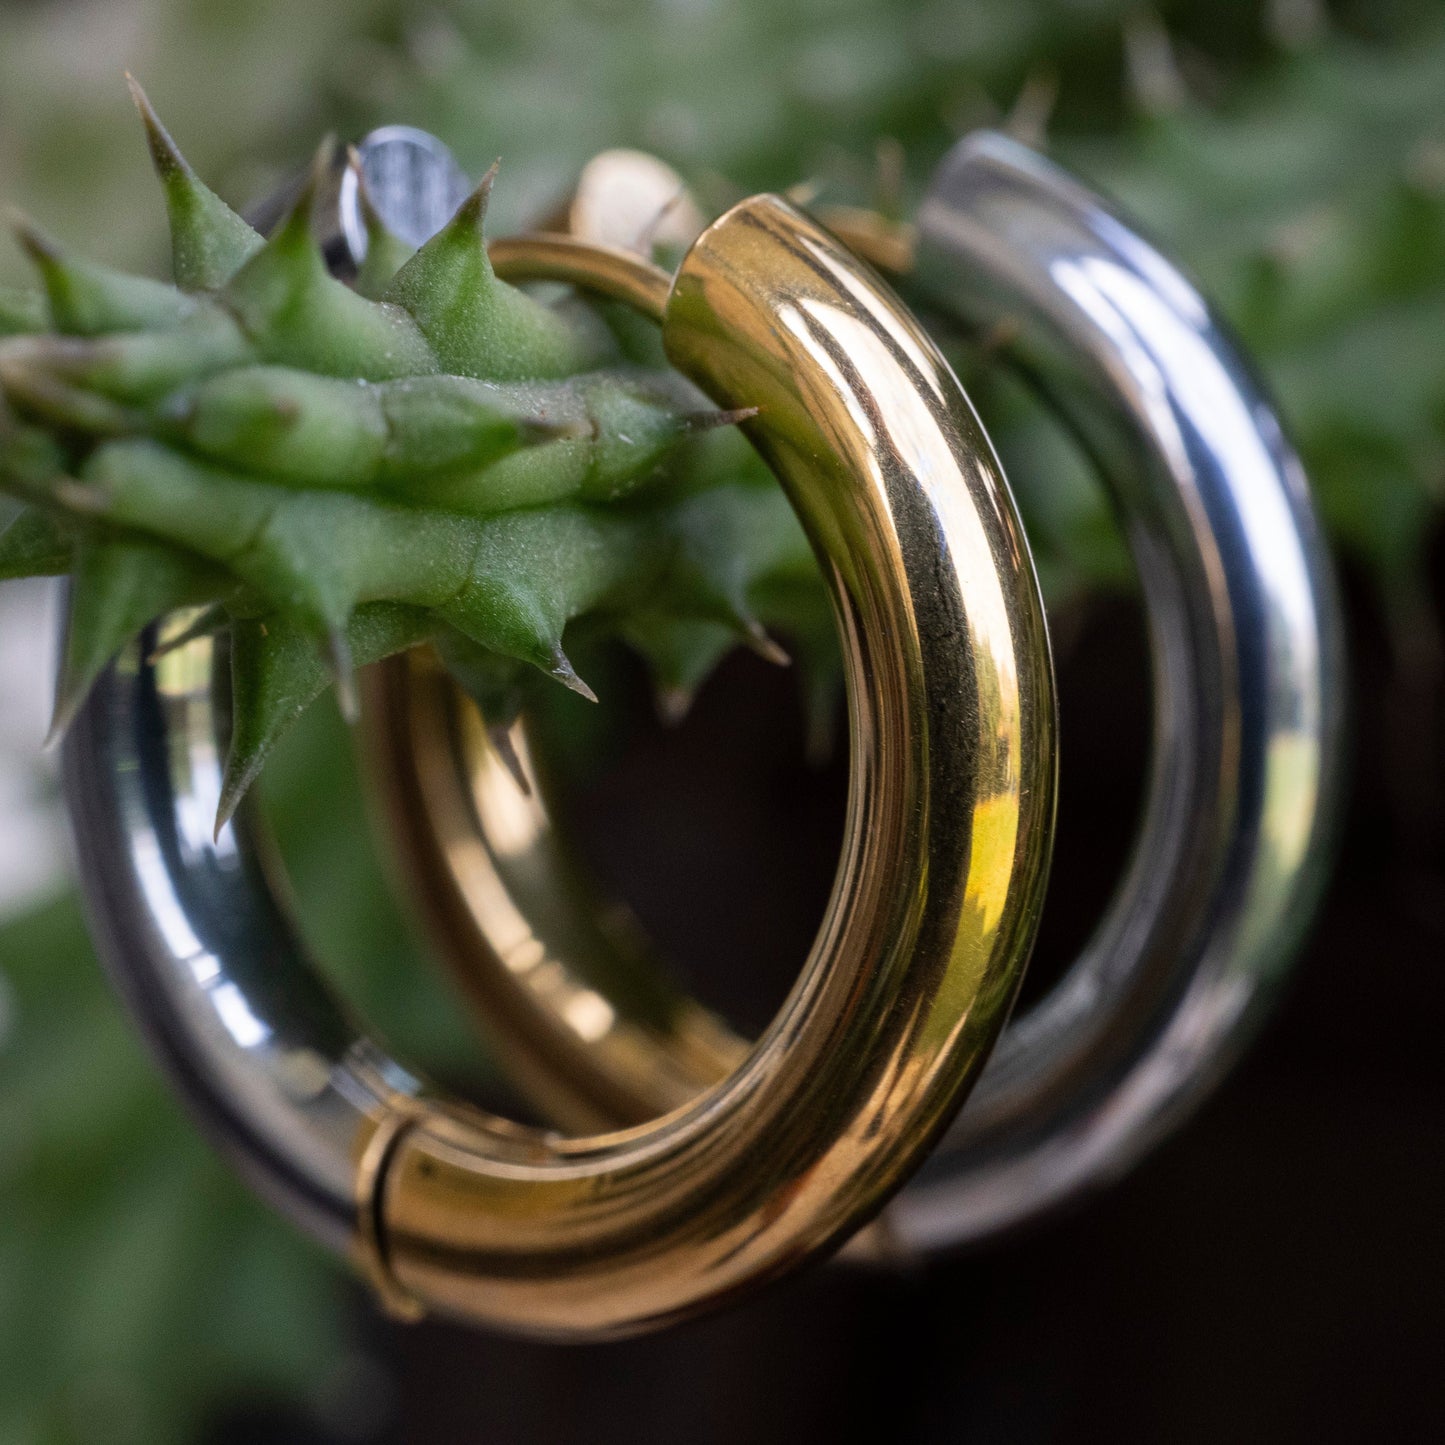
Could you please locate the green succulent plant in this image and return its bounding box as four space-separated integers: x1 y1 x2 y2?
0 83 819 831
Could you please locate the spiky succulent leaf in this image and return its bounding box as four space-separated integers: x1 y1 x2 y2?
350 148 419 302
0 88 815 827
225 603 431 824
128 77 267 292
53 533 222 737
383 163 604 381
15 214 196 336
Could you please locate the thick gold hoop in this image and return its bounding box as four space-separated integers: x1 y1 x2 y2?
358 195 1054 1334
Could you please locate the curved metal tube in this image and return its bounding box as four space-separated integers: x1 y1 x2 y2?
885 130 1343 1246
62 634 418 1261
371 131 1343 1254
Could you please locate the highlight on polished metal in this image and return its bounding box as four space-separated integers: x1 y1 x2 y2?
369 129 1344 1256
61 135 1057 1335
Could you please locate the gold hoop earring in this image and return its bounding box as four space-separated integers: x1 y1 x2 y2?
366 196 1055 1331
69 184 1054 1339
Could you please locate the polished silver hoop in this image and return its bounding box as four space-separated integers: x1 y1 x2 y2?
884 132 1343 1249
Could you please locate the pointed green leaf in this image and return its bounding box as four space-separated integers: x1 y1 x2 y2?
222 172 434 381
0 410 70 503
348 149 417 303
431 629 530 726
0 112 836 818
397 372 700 515
647 484 804 660
579 376 728 501
619 615 736 721
166 367 390 488
2 310 251 404
129 77 264 291
377 374 562 483
385 166 599 382
14 215 194 336
439 507 644 691
79 440 476 643
54 533 221 736
0 348 137 435
167 368 553 491
222 602 431 828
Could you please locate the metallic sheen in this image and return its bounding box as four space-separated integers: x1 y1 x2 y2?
372 131 1343 1254
62 185 1056 1332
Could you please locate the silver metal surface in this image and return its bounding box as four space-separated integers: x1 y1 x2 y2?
884 131 1344 1249
61 631 421 1256
338 126 472 254
57 128 456 1259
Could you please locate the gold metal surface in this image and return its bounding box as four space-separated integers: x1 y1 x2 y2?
366 661 746 1133
354 1101 428 1323
362 197 1055 1336
485 234 671 320
368 179 1019 1143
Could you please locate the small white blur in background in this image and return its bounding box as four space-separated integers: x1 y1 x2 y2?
0 579 67 920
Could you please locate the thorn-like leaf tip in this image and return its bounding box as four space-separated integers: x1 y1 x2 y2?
10 212 61 267
127 75 189 181
346 145 387 223
310 135 339 182
745 622 791 668
549 645 598 703
43 687 70 748
43 707 71 751
683 405 759 435
325 627 360 722
278 157 326 240
213 801 237 844
345 145 376 213
452 159 501 235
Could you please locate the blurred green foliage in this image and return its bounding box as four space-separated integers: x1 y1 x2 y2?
0 874 342 1442
1 0 1443 1438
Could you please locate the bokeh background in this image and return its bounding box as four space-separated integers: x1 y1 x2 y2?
2 0 1445 1439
